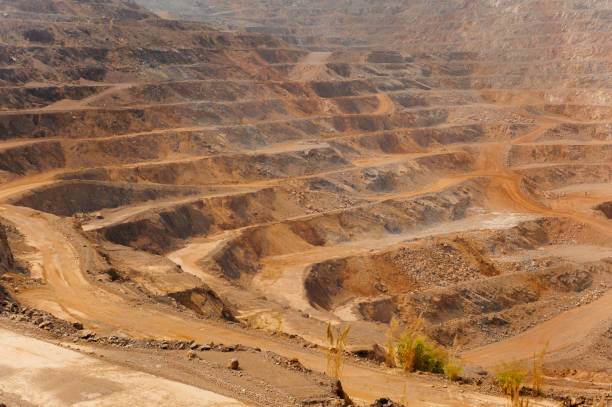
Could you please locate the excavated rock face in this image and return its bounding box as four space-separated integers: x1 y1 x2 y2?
0 224 13 276
0 224 14 301
1 0 612 388
597 202 612 219
23 28 54 43
168 287 235 321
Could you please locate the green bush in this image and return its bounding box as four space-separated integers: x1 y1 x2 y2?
414 338 447 373
387 314 462 377
396 332 448 374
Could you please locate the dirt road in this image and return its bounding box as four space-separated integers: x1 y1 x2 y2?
0 82 609 405
1 124 609 404
0 203 539 406
0 327 247 407
463 290 612 367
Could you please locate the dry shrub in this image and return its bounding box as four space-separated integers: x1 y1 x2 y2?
531 342 548 396
326 322 351 379
443 336 463 381
394 314 448 374
385 315 462 379
496 360 530 406
385 317 399 368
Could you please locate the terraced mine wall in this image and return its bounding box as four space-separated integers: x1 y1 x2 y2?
1 1 612 403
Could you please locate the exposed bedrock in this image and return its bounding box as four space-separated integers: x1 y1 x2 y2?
212 180 488 283
0 223 14 276
596 202 612 219
99 187 309 254
10 181 202 217
0 222 15 302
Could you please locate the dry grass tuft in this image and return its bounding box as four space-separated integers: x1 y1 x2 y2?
443 336 463 381
326 322 351 379
385 317 399 368
496 360 531 407
531 342 548 396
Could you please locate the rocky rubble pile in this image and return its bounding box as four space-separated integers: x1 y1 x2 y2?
390 240 487 288
0 299 80 335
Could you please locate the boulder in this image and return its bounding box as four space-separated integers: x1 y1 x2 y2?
227 358 239 370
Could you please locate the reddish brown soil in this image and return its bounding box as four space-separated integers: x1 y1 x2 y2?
0 0 611 405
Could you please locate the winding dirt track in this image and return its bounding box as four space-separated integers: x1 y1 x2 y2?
0 186 563 406
3 1 612 405
0 204 526 406
0 65 610 405
0 116 609 404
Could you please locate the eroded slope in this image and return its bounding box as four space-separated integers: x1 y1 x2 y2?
0 0 611 405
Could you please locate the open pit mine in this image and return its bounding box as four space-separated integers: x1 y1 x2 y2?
0 0 611 406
